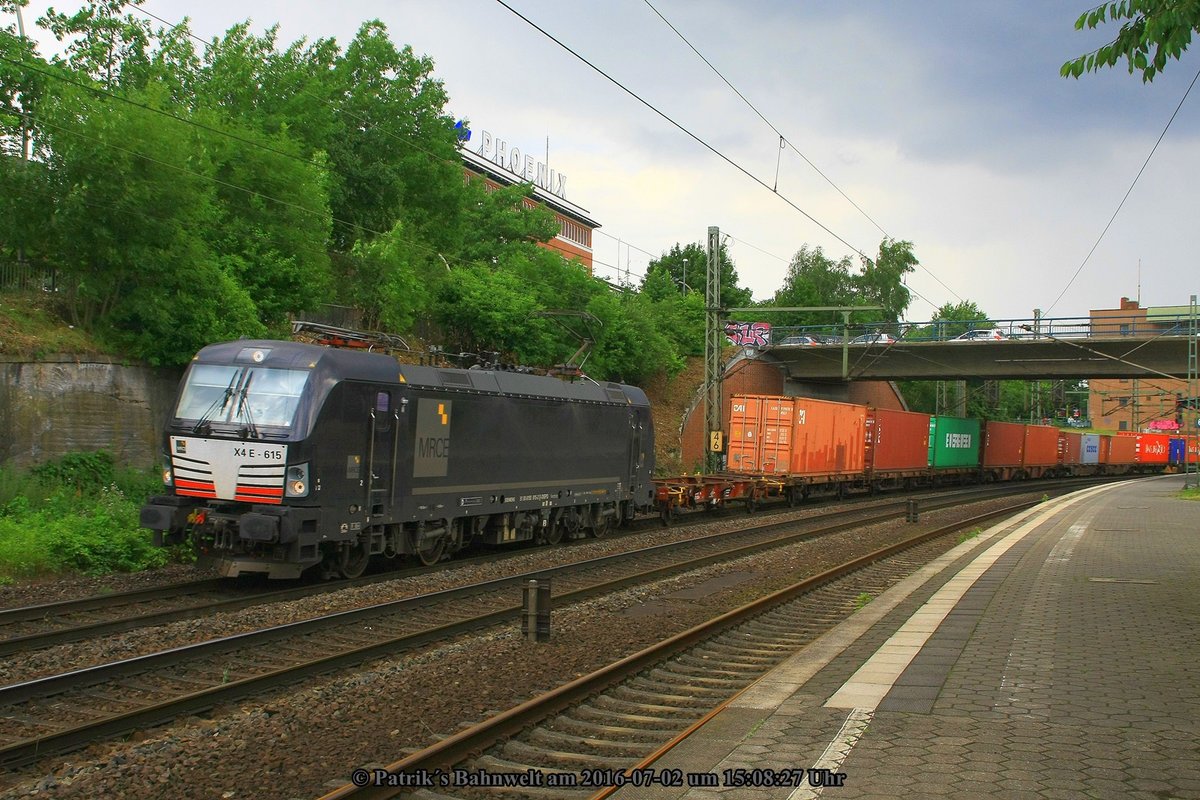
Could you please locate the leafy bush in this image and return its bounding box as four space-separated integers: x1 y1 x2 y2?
44 486 167 575
29 451 116 493
0 454 172 580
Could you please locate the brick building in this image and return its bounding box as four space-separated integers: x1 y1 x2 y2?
461 141 598 273
1088 297 1195 432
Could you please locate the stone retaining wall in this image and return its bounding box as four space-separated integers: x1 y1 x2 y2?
0 356 182 469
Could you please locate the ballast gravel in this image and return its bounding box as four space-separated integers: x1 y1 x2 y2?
0 492 1038 800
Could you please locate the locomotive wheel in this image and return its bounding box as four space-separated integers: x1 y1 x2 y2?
659 502 675 527
416 535 446 566
590 507 610 538
339 540 371 579
541 521 565 546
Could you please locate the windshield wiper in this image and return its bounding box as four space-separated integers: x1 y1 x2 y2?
236 372 260 440
192 371 240 434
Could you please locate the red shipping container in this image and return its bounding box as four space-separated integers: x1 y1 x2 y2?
867 408 931 472
1135 433 1170 464
728 395 793 474
982 421 1025 467
1058 431 1082 466
788 397 867 475
1023 425 1060 467
1108 434 1137 465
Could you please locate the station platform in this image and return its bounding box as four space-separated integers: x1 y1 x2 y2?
612 474 1200 800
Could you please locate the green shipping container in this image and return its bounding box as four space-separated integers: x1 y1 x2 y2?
928 416 981 469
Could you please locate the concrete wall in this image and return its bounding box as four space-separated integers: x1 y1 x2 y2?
0 356 183 469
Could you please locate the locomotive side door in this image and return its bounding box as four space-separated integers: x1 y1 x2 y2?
627 406 648 498
366 387 398 518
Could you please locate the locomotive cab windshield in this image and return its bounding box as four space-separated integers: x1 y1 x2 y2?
177 363 309 433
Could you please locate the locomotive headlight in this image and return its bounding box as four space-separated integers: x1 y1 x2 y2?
285 463 310 498
161 456 174 487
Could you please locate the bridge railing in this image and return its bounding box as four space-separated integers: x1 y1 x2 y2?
753 312 1198 346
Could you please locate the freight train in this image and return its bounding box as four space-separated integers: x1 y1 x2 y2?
140 340 1187 579
715 393 1177 489
651 394 1183 520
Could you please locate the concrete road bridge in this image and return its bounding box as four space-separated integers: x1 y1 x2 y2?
762 334 1195 381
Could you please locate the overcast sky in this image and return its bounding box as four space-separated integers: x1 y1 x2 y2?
14 0 1200 322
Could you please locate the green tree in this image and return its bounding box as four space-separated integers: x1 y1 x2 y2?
1062 0 1200 81
325 21 463 252
342 221 429 333
432 262 558 365
585 289 681 383
203 117 333 327
918 300 993 340
854 239 916 323
641 241 752 308
36 82 264 360
452 181 559 265
769 244 854 329
39 0 153 90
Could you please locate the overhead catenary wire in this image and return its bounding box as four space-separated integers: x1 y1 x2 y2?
493 0 875 266
641 0 888 240
1045 61 1200 314
640 0 964 305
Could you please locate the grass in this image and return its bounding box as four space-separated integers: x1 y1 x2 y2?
853 592 872 611
0 290 109 359
1178 485 1200 501
957 527 983 544
0 451 173 582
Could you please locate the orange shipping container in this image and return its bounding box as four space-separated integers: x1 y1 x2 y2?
1107 434 1137 465
1023 425 1060 467
788 397 867 475
982 421 1025 466
867 408 931 472
1058 431 1082 466
728 395 866 477
728 395 793 474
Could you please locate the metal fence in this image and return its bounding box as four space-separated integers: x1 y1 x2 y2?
0 261 57 292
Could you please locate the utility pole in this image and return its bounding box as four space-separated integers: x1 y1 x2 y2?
13 3 30 275
704 227 722 472
1132 377 1139 433
14 4 29 163
1188 295 1197 487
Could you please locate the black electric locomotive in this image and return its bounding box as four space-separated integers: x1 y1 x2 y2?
140 340 656 579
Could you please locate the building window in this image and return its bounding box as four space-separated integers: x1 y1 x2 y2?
1119 420 1128 431
1118 396 1128 407
556 216 591 248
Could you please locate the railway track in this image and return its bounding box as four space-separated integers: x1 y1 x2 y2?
316 503 1029 800
0 482 1107 771
0 567 462 658
0 484 847 656
0 481 1102 658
